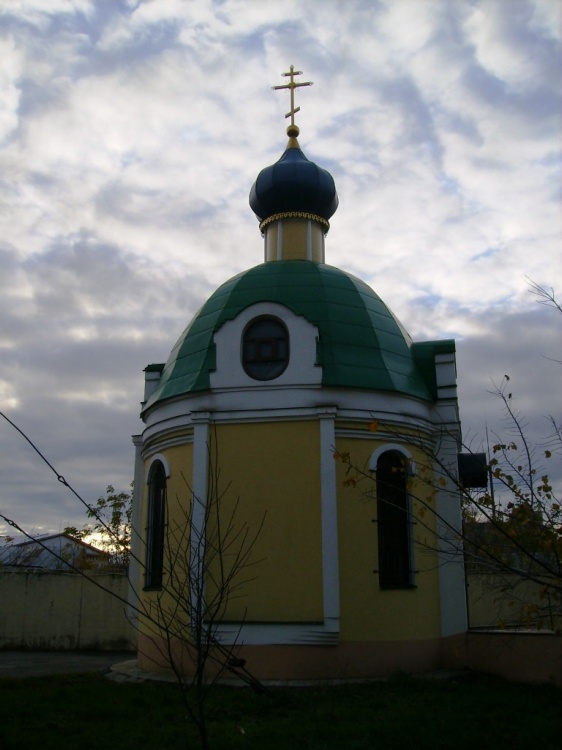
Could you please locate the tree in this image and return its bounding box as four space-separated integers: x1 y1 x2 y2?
64 484 132 570
461 376 561 629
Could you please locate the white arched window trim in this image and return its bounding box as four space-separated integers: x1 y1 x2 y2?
368 444 416 475
145 452 171 481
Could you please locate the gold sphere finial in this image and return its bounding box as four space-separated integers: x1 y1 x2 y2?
287 124 300 138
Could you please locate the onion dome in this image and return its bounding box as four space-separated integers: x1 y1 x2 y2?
249 139 339 229
141 67 453 416
250 66 338 232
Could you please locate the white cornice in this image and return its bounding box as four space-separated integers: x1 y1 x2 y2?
143 386 435 430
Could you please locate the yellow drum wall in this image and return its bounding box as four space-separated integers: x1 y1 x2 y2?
335 436 442 641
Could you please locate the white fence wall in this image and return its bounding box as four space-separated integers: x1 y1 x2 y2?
0 570 136 650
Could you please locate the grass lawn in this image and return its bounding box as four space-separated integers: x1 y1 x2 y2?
0 671 560 749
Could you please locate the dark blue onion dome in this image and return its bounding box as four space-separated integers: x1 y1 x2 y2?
249 137 339 229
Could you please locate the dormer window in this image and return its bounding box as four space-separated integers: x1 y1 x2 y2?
242 316 289 380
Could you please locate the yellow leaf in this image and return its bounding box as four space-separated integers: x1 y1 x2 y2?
368 419 379 432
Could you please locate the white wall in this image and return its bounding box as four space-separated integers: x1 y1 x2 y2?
0 571 136 650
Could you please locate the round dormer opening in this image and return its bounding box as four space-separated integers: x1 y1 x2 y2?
242 315 290 381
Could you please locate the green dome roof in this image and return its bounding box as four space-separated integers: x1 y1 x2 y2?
143 261 441 412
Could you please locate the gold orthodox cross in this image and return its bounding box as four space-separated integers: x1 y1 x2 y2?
272 65 313 134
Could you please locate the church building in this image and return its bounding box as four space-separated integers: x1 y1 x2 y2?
131 68 467 681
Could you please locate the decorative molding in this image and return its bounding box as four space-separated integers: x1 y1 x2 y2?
143 387 436 437
259 211 330 233
211 302 322 390
144 452 171 480
213 621 339 646
368 443 416 474
142 431 193 460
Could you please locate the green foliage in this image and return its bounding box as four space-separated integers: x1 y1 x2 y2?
64 483 132 570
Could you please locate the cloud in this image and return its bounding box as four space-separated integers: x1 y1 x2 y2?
457 304 561 428
0 0 560 537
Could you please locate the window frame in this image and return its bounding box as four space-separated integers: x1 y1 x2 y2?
375 449 415 590
144 460 166 590
241 315 290 381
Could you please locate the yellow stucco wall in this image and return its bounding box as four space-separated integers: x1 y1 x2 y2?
212 420 323 621
264 219 324 262
139 419 445 643
140 421 323 627
335 432 442 641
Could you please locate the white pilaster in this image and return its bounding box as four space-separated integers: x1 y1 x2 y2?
432 348 467 636
190 411 211 619
318 406 340 632
128 434 144 627
277 221 283 260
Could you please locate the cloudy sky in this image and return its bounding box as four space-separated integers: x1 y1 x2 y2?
1 0 560 539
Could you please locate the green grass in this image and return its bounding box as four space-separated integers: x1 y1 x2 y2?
0 672 560 750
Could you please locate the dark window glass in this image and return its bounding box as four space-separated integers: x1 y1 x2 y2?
145 461 166 589
376 451 412 589
242 317 289 380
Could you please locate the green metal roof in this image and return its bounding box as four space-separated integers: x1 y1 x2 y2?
143 261 450 413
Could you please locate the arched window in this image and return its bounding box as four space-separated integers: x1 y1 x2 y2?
376 450 413 589
145 460 166 589
242 316 289 380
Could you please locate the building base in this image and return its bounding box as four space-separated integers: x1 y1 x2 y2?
137 633 467 683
